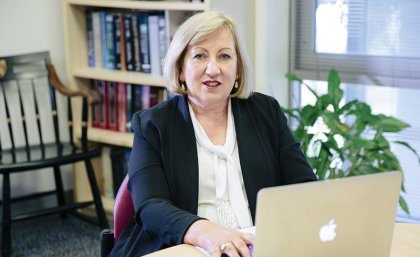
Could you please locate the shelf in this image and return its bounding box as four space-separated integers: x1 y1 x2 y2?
67 0 209 11
85 128 135 147
73 68 165 86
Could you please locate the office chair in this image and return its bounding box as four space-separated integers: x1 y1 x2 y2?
101 175 134 257
0 51 109 257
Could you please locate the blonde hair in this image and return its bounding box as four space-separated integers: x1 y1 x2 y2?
163 11 253 98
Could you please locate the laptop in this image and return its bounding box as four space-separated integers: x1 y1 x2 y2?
252 171 402 257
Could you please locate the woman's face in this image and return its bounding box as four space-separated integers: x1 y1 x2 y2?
180 27 238 110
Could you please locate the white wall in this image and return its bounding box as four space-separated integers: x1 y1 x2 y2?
254 0 290 107
0 0 72 197
211 0 290 107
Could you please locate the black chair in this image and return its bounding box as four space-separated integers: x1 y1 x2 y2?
0 51 109 257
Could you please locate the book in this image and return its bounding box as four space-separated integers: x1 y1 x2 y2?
92 10 103 68
132 84 143 113
148 14 161 75
113 13 123 70
105 12 116 70
126 83 133 132
100 11 108 69
91 80 101 128
131 12 141 72
97 80 107 129
106 81 118 131
138 12 151 73
86 9 95 67
117 82 127 132
123 13 135 71
158 13 169 74
149 87 160 108
141 85 151 109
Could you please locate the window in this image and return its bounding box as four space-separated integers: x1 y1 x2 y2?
291 0 420 88
290 0 420 223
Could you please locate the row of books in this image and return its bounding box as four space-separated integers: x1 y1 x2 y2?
86 9 169 75
91 80 168 132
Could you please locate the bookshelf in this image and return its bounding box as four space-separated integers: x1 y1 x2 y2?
62 0 210 212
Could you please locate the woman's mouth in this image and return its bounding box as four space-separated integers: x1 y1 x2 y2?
203 81 221 88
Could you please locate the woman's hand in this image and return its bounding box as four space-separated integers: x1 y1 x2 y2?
183 220 254 257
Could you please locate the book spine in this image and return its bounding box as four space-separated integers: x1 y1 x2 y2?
132 85 143 113
92 80 101 128
126 83 133 132
92 11 103 68
113 13 122 70
105 12 115 70
119 11 127 71
141 85 151 109
117 82 127 132
132 12 141 72
100 11 108 69
123 13 135 71
138 12 151 73
97 80 107 129
107 81 118 131
149 87 160 108
86 9 95 67
158 13 169 75
148 14 161 75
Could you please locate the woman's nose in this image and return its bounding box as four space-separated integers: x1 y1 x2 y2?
205 58 221 76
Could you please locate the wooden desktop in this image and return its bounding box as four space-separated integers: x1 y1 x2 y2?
144 223 420 257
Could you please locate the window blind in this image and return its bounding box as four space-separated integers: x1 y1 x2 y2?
291 0 420 88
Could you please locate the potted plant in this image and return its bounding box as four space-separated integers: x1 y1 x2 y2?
283 69 420 214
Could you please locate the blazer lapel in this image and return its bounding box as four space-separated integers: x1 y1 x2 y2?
232 98 273 221
168 96 199 214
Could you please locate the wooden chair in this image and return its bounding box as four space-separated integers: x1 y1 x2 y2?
0 51 109 257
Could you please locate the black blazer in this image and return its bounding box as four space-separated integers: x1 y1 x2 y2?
110 93 316 257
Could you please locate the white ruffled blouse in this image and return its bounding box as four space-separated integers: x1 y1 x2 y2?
188 99 253 229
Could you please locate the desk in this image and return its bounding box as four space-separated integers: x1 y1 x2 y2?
144 223 420 257
390 223 420 257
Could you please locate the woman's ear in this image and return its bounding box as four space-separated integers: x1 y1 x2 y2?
179 70 185 81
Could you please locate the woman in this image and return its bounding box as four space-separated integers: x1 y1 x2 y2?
110 11 316 257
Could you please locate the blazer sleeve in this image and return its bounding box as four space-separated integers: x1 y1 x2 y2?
128 111 202 246
271 97 317 184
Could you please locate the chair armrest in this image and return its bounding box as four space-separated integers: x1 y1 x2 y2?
47 64 99 104
101 229 115 257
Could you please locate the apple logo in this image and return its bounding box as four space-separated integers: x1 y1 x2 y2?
319 219 337 242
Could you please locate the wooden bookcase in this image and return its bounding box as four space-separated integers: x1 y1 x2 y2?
61 0 210 212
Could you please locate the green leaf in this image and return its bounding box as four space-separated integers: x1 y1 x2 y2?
370 115 409 132
301 105 319 125
338 99 359 115
316 95 332 110
321 112 341 132
285 73 303 83
394 141 420 165
327 69 343 108
399 196 410 215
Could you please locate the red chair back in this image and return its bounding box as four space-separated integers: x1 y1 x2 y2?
113 175 134 241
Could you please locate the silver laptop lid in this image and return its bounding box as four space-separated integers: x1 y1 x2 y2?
253 171 402 257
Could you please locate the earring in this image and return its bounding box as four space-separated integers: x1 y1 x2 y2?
234 80 239 89
180 81 187 91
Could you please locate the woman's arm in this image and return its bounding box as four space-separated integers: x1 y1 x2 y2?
128 111 202 246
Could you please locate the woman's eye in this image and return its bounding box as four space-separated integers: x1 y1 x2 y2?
219 53 231 60
193 53 206 60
